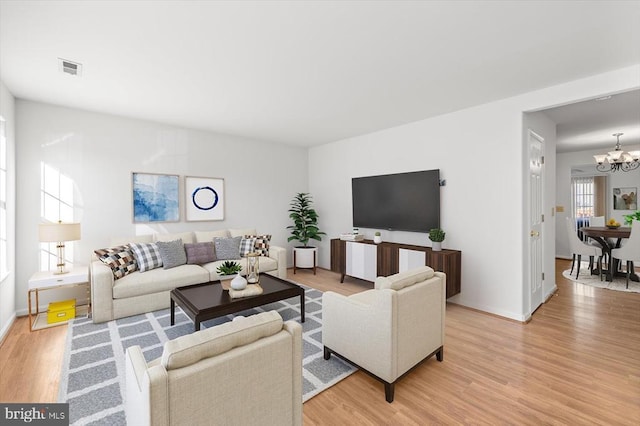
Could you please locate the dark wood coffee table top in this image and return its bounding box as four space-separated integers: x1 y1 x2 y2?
170 273 305 331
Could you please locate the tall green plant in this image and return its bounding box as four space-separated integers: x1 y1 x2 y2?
623 210 640 225
287 193 325 247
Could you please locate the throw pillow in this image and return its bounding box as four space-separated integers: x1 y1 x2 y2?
239 237 257 257
213 236 242 260
129 242 163 272
184 242 216 264
156 239 187 269
94 246 137 279
246 234 271 256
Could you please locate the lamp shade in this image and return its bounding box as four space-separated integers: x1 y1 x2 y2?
39 222 81 242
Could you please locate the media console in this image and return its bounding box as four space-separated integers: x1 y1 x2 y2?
330 238 461 298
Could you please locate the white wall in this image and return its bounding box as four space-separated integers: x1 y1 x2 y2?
0 80 16 341
309 65 640 321
556 145 640 259
15 100 308 315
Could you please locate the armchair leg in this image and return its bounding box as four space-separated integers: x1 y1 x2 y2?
384 382 395 403
323 346 331 360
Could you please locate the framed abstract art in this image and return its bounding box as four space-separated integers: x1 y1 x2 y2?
185 176 225 221
132 172 180 223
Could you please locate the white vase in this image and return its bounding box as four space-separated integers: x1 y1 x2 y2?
432 241 442 252
373 235 382 244
231 273 247 290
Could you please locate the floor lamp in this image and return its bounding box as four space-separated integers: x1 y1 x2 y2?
39 221 81 274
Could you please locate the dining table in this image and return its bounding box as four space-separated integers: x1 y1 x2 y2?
580 226 638 282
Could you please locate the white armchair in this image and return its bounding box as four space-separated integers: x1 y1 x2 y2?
322 266 445 402
125 311 302 426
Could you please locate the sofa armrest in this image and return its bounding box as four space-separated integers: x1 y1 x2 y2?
283 320 303 425
322 290 397 382
125 346 170 426
268 245 287 278
90 260 115 323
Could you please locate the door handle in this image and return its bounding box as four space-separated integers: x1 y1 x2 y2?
530 231 539 237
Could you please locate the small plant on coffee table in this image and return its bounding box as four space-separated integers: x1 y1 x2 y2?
216 260 242 276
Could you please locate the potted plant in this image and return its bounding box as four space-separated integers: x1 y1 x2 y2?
216 260 242 278
623 210 640 225
373 231 382 244
429 228 445 251
287 192 325 270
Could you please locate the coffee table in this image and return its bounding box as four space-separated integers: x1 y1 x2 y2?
170 273 305 331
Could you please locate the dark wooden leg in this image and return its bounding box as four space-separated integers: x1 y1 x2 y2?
170 299 175 326
570 254 576 274
340 273 345 283
627 261 631 289
576 255 582 279
313 250 317 275
293 250 297 274
323 346 331 360
195 317 200 332
436 347 444 362
384 382 395 403
300 290 305 322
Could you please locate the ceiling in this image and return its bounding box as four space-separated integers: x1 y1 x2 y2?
1 1 639 148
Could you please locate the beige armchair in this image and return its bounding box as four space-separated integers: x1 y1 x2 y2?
323 266 446 402
125 311 302 426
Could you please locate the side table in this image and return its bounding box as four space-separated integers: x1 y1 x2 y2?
28 265 90 332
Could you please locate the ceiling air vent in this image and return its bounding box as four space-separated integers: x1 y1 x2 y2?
58 58 82 76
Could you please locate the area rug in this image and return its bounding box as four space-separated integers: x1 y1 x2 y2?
58 284 356 425
562 268 640 293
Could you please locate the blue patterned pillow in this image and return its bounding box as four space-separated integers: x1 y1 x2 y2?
129 242 163 272
213 236 242 260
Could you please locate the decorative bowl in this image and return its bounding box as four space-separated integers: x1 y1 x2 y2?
606 225 621 229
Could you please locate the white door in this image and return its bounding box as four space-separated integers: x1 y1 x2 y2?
528 130 544 314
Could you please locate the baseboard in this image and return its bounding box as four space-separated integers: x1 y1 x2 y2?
544 285 558 303
0 313 16 346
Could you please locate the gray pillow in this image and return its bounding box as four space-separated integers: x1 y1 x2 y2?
184 242 216 264
214 236 242 260
156 239 187 269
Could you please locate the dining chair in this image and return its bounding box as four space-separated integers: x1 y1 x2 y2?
610 220 640 289
586 216 608 266
566 217 602 279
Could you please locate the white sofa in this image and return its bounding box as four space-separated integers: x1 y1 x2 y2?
125 311 302 426
91 228 286 323
322 266 446 402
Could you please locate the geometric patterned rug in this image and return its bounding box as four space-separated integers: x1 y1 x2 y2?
562 268 640 293
57 284 356 425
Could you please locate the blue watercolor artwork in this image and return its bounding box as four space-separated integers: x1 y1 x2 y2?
132 173 180 222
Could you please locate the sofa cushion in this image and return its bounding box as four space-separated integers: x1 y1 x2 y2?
246 234 271 256
156 239 187 269
375 266 435 290
214 236 242 260
194 229 230 242
161 311 283 370
94 246 138 279
229 228 256 238
156 232 194 245
239 237 257 257
112 264 209 299
129 242 163 272
184 242 216 264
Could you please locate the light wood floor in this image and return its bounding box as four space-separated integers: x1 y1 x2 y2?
1 259 639 425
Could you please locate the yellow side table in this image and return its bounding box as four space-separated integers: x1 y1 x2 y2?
28 265 90 331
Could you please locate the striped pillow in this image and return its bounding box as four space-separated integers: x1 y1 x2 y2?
129 242 163 272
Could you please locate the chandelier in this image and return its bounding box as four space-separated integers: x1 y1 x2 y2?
593 133 640 173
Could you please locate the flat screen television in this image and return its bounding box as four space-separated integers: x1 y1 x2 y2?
352 169 440 233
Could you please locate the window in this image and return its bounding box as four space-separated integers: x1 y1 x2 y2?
571 176 595 220
40 162 76 271
0 117 7 279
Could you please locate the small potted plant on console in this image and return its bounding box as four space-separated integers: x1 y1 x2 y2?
429 228 446 251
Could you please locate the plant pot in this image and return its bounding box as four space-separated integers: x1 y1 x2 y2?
373 235 382 244
293 246 317 268
432 241 442 251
